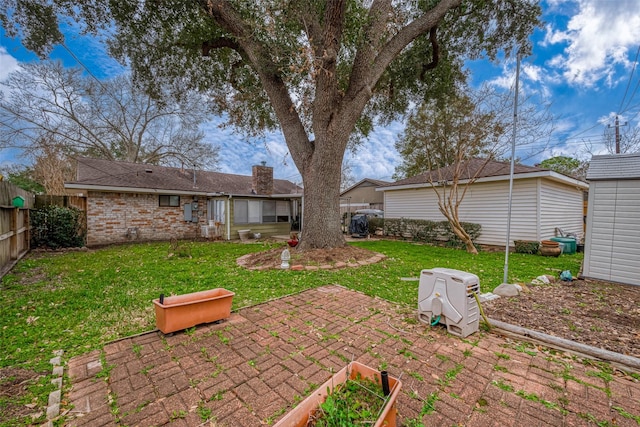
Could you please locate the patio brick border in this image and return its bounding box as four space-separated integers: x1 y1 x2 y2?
236 251 386 271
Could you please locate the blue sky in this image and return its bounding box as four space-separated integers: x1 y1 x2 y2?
2 0 640 185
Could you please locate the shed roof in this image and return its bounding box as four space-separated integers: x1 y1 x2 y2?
379 158 588 191
65 158 303 196
340 178 392 195
587 153 640 180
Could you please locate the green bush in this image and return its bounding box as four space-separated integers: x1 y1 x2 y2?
382 218 481 248
368 217 384 234
30 205 86 249
514 240 539 254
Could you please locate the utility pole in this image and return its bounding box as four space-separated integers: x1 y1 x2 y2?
608 115 628 154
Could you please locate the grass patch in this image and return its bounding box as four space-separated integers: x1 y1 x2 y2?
0 240 582 425
491 379 514 392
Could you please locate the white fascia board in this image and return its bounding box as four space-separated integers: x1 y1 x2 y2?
378 170 588 192
211 193 303 199
376 183 433 191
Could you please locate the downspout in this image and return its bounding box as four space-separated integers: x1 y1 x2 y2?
226 195 231 240
300 195 304 233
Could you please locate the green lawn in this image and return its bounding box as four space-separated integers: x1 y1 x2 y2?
0 239 581 372
0 239 581 425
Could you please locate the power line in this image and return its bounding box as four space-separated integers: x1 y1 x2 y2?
60 43 106 89
618 45 640 113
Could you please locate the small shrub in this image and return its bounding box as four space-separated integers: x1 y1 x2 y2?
383 218 481 247
30 205 86 249
514 240 539 254
368 217 384 234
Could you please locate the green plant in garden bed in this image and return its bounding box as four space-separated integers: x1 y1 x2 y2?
308 373 388 426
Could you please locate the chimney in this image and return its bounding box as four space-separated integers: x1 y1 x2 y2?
252 164 273 195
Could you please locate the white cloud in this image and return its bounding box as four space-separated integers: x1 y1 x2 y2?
0 46 19 81
205 114 404 184
543 0 640 87
345 122 404 181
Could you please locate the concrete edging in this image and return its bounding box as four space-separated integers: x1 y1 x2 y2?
41 350 64 427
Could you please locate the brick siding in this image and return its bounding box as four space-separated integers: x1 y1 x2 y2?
87 192 205 246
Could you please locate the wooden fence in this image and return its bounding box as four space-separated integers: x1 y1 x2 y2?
0 182 34 276
35 195 87 211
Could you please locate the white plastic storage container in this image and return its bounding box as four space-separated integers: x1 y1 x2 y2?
418 268 480 338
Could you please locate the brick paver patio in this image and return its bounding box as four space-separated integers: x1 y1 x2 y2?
66 285 640 426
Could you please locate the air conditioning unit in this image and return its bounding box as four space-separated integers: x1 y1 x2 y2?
418 268 480 338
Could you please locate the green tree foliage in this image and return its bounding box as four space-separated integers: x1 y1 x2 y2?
393 92 501 180
394 83 555 180
539 155 589 180
394 91 505 253
2 0 541 249
0 164 45 194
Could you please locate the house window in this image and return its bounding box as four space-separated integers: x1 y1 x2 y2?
159 195 180 207
234 200 261 224
262 200 276 223
212 200 226 223
276 200 290 222
233 199 291 224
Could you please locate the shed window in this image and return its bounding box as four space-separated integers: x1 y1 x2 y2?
159 195 180 207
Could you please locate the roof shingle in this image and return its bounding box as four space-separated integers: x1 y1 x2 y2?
66 158 302 195
384 158 548 187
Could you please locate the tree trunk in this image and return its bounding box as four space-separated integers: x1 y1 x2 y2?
437 198 478 255
450 222 478 255
296 137 346 250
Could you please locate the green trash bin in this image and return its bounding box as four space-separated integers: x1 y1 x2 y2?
550 237 576 254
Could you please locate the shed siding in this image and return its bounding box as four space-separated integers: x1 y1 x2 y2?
583 180 640 285
384 179 546 246
539 180 585 240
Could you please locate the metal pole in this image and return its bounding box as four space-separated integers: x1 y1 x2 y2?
615 115 620 154
503 53 520 285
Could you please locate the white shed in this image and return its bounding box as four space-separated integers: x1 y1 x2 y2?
582 153 640 286
379 159 588 247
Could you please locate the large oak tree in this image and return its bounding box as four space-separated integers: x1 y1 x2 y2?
1 0 541 249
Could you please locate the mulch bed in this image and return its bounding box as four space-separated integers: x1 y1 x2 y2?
483 278 640 357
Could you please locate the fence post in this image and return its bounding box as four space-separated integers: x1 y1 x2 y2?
10 207 18 260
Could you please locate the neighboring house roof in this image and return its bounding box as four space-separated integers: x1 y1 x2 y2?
587 153 640 180
65 158 303 196
340 178 391 195
380 158 588 190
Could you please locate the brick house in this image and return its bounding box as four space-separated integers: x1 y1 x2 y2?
64 158 303 246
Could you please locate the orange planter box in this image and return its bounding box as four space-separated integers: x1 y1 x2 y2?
153 288 235 334
274 361 401 427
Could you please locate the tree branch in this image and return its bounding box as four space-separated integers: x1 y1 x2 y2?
344 0 462 128
201 37 241 56
420 26 440 80
199 1 313 169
